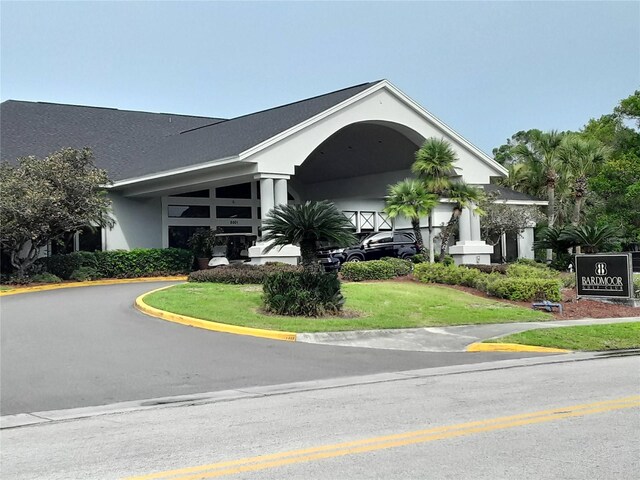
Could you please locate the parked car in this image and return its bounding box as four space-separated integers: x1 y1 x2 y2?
317 231 419 270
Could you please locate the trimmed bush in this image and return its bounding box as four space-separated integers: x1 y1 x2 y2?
487 277 563 302
506 263 560 280
340 260 396 282
39 248 193 280
262 271 344 316
464 264 509 275
70 267 100 282
380 257 413 276
410 253 427 264
414 262 562 302
188 263 301 284
30 272 62 284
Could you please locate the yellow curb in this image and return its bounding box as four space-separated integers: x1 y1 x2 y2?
466 342 570 353
134 285 298 342
0 276 188 296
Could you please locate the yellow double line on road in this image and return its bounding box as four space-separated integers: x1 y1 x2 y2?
125 395 640 480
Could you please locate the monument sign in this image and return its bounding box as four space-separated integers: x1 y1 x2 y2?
575 253 634 299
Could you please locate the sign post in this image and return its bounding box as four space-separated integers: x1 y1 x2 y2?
575 253 634 302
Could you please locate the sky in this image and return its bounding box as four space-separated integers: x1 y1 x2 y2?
1 1 638 154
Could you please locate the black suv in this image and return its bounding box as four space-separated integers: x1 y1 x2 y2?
318 231 419 270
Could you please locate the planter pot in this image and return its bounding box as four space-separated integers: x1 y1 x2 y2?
197 257 211 270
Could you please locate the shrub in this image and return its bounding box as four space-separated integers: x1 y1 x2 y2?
634 275 640 299
70 267 100 282
514 258 546 268
30 272 62 284
506 263 560 280
40 248 193 280
413 263 481 288
410 253 427 264
464 264 509 275
442 255 455 266
380 257 413 276
262 271 344 316
559 272 576 289
188 263 301 284
340 260 396 282
486 277 563 302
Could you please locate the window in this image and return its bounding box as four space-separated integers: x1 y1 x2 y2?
219 226 254 233
168 226 208 249
169 189 210 198
216 206 252 219
393 232 415 244
216 182 251 199
367 233 393 245
78 227 102 252
168 205 210 218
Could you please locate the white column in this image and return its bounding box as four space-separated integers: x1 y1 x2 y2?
273 178 288 208
260 177 274 225
458 207 472 242
470 204 481 241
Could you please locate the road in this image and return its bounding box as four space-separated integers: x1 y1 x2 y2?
0 283 540 415
2 354 638 479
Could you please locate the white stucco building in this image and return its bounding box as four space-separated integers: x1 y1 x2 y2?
1 80 544 264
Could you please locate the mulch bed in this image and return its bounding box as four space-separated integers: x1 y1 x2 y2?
397 276 639 320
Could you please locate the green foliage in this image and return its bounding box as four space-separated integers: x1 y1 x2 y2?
188 263 301 284
410 253 428 264
70 267 100 282
380 257 413 276
0 148 113 276
340 260 397 282
187 228 224 258
262 271 344 317
559 224 618 253
464 264 509 274
384 179 437 252
634 275 640 299
506 263 560 279
411 138 458 194
39 248 193 280
413 262 562 301
30 272 62 284
262 201 357 269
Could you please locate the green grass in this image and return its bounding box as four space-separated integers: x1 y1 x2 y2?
485 322 640 351
0 285 14 291
143 282 551 333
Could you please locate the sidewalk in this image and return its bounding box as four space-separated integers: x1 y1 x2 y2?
296 317 640 353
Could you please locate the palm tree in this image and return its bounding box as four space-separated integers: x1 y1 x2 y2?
513 130 565 229
559 225 618 254
559 135 610 226
262 200 357 270
513 130 566 261
411 138 457 261
411 138 456 194
438 182 485 260
383 179 438 253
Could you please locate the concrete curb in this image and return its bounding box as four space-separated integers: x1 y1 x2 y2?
134 285 298 342
0 276 188 296
466 342 570 353
5 350 636 430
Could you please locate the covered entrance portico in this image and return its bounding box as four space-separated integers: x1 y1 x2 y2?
106 80 509 265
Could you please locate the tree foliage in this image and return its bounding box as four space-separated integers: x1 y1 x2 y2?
0 148 113 275
261 200 357 270
479 194 546 248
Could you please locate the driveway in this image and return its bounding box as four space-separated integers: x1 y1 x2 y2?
1 282 544 415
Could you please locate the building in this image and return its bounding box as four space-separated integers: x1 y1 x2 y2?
0 80 544 264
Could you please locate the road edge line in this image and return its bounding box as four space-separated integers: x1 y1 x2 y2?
0 276 188 296
466 342 570 353
134 285 297 342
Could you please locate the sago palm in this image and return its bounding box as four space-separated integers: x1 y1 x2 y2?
384 179 438 253
262 201 357 270
439 182 485 260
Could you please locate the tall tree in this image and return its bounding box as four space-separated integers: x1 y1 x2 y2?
411 138 457 261
438 182 485 260
0 148 113 276
383 179 438 253
559 135 610 226
262 201 357 271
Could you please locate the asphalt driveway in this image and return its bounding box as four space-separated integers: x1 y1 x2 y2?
1 282 541 415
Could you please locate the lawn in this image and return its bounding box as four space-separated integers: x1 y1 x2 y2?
485 322 640 351
143 281 551 333
0 285 14 291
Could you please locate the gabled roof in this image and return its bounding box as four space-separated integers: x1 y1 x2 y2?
482 184 546 204
0 81 381 181
0 100 224 180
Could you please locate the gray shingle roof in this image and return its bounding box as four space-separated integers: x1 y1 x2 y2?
482 183 545 202
1 81 381 181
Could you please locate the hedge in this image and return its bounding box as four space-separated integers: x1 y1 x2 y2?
413 262 562 302
262 270 344 316
38 248 193 280
188 263 301 284
340 258 412 282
